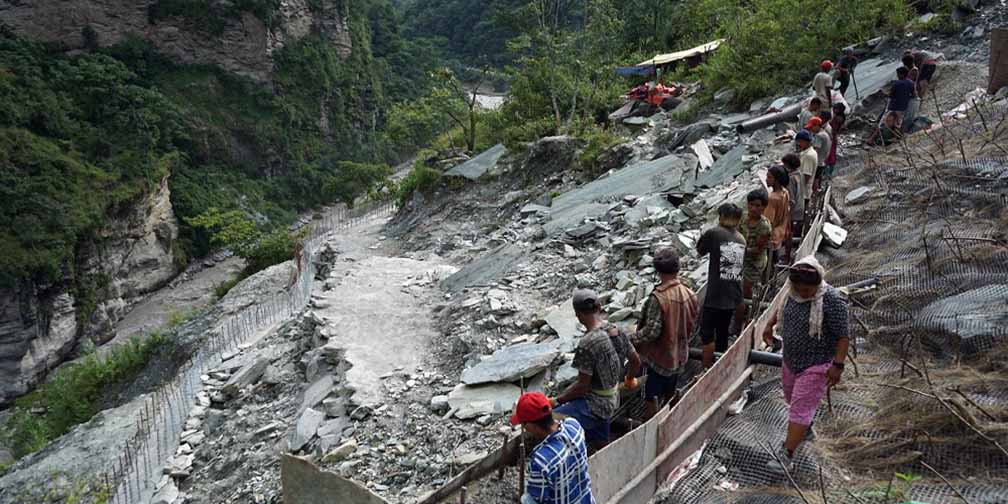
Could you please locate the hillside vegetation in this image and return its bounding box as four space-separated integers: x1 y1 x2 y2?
0 0 440 291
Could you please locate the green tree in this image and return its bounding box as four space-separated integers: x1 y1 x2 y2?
322 160 392 207
186 208 299 274
429 66 490 153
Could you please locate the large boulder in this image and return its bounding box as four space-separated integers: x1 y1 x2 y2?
447 383 523 420
521 136 580 181
460 343 560 385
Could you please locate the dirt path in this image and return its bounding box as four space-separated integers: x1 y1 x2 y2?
310 216 453 408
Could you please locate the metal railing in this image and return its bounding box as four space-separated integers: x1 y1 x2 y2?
101 197 397 504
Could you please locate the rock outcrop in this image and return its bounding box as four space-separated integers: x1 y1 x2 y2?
0 0 352 82
0 177 180 404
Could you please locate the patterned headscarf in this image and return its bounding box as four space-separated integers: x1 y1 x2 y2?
779 256 829 339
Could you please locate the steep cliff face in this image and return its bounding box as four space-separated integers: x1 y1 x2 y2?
0 0 352 82
0 179 180 405
80 177 181 344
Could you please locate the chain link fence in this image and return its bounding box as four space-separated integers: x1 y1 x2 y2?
98 197 397 504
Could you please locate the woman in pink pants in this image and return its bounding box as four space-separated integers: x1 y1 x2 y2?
762 256 850 474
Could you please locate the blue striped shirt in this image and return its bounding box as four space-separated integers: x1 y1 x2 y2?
524 418 595 504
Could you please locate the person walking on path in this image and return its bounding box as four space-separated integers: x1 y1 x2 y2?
550 289 641 450
761 257 850 474
813 60 834 110
735 189 773 329
765 166 791 267
696 203 746 368
512 392 596 504
632 249 699 419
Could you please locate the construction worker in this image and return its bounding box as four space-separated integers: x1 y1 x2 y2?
550 289 641 449
762 257 850 475
512 392 595 504
866 111 903 147
696 203 746 368
824 104 847 183
813 60 834 110
632 249 699 419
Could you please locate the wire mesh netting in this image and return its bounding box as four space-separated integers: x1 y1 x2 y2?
654 102 1008 503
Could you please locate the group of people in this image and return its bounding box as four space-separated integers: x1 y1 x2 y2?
506 52 884 504
513 207 848 503
866 50 939 146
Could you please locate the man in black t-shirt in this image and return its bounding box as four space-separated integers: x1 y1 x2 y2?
696 203 746 368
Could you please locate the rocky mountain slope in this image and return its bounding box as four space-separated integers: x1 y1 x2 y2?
0 179 180 404
0 0 397 406
0 0 352 82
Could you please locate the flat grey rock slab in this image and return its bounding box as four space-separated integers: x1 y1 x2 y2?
696 145 747 189
843 58 904 110
461 342 560 385
520 203 552 217
447 383 523 420
623 194 675 227
222 357 269 396
555 362 579 386
300 375 335 413
281 454 389 504
442 244 528 292
544 300 582 342
845 186 874 205
444 144 508 180
543 154 694 236
289 408 326 452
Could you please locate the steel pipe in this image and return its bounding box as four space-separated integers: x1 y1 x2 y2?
736 102 803 133
687 347 782 367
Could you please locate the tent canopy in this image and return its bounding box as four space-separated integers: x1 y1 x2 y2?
636 39 724 67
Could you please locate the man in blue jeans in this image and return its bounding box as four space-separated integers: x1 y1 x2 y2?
549 289 641 450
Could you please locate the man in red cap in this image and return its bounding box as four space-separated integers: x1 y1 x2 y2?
804 117 831 192
813 60 834 110
511 392 596 504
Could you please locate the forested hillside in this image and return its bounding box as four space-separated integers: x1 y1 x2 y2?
0 0 443 289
